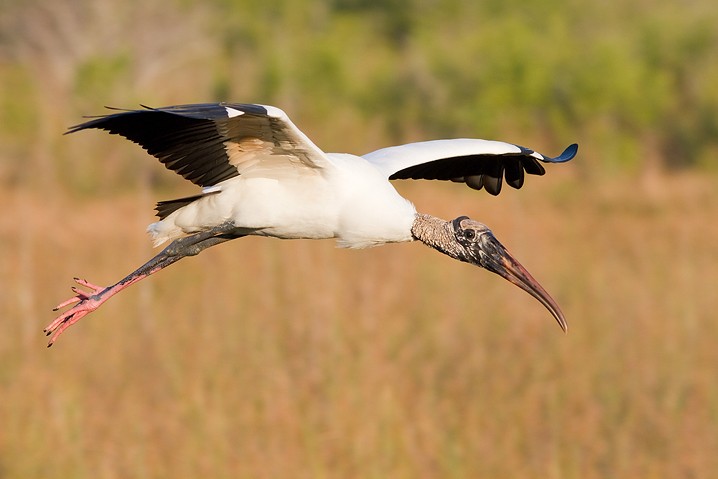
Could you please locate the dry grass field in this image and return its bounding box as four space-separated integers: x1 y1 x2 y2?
1 170 717 478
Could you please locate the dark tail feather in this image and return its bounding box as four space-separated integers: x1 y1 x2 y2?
155 194 205 220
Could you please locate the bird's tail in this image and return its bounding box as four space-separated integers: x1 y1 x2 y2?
147 221 182 247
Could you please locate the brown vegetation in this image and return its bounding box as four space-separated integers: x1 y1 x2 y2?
1 171 717 478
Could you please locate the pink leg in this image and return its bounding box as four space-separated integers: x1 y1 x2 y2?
44 275 147 347
52 278 106 311
45 223 244 347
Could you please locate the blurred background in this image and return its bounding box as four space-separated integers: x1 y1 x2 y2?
1 0 717 477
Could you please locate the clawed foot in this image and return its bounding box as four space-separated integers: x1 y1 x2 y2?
44 277 108 347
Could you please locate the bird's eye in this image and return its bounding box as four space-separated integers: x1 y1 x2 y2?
464 229 476 240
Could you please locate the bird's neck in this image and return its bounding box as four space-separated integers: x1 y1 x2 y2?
411 213 463 259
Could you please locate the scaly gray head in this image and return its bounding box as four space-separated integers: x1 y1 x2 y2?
412 214 567 332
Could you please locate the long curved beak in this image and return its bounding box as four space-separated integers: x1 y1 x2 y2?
475 233 567 332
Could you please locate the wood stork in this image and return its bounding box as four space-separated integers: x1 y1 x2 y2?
45 103 577 346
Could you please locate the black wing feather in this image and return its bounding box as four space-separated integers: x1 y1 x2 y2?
65 103 279 188
482 158 504 195
504 157 524 189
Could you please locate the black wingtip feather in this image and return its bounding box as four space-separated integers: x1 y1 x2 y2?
482 160 504 195
504 158 525 189
549 143 578 163
522 157 546 176
465 175 484 191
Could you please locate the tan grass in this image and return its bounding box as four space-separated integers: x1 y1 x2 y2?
1 171 717 478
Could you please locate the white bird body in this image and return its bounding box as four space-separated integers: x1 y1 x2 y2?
150 151 417 248
45 102 577 346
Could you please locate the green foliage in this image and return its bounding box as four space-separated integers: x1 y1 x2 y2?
0 64 35 140
1 0 717 189
73 54 131 105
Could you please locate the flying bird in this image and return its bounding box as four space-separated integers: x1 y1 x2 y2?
45 103 577 346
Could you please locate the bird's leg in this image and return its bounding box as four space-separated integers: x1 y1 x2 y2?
45 222 245 347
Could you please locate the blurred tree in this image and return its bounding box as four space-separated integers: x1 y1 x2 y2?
1 0 717 191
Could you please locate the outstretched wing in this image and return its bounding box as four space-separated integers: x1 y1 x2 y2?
363 139 577 196
66 103 332 187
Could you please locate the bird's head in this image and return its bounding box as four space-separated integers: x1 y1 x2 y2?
448 216 567 332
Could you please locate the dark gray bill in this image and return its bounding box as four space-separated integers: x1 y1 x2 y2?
477 233 567 332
